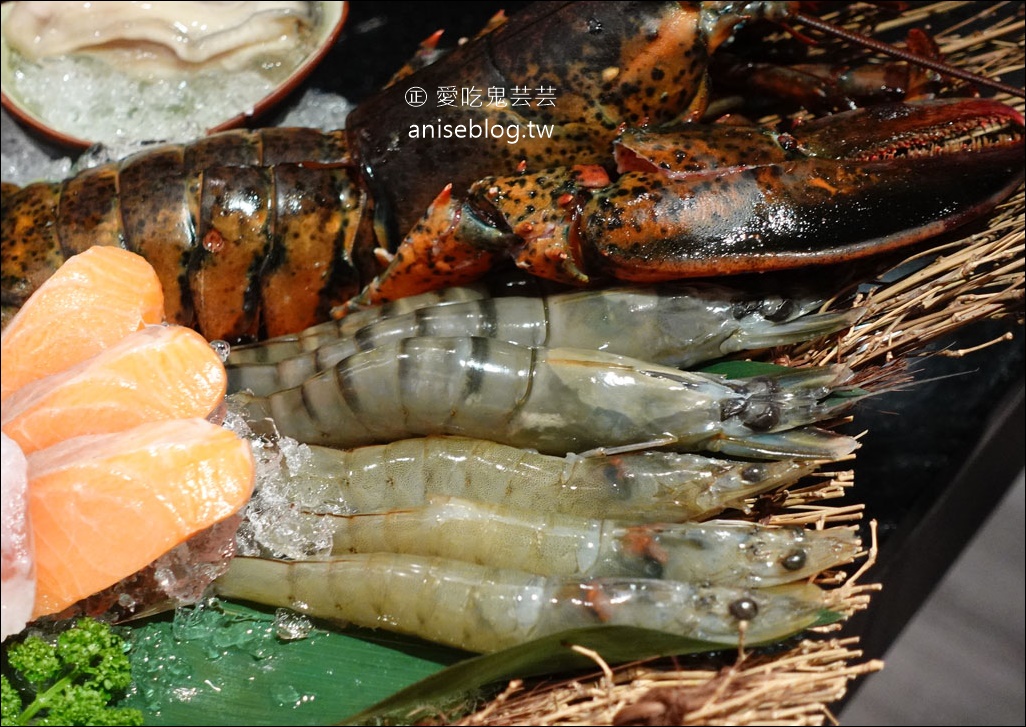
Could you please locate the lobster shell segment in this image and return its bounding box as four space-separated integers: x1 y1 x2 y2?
1 128 365 342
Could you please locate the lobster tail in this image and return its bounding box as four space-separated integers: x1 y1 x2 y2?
0 129 372 343
1 182 64 322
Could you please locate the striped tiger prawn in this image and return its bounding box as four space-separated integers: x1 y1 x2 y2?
234 335 862 459
226 281 863 396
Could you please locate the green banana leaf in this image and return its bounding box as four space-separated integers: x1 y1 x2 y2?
701 360 795 378
122 600 465 726
344 613 843 725
122 599 842 726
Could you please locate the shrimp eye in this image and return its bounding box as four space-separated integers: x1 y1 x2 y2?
641 558 664 579
741 400 780 431
782 549 807 571
731 300 760 319
721 398 746 419
729 596 759 621
760 297 795 322
741 463 767 483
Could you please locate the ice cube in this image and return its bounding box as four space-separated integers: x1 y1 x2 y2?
2 432 35 641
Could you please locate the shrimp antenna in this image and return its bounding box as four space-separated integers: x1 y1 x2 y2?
792 11 1026 99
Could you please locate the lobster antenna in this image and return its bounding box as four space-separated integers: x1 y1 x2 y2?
792 11 1026 99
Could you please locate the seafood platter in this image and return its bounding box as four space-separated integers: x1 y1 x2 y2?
1 1 1023 725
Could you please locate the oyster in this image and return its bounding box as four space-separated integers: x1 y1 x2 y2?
3 1 319 77
0 1 346 147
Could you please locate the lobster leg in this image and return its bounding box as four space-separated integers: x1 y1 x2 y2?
348 166 615 308
710 29 948 113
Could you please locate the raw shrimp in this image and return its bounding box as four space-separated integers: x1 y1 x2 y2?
227 284 862 396
215 554 831 653
234 336 860 459
307 496 860 586
271 435 820 522
225 284 492 367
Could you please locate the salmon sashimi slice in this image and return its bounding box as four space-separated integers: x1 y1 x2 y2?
2 325 227 455
27 418 255 618
1 247 165 402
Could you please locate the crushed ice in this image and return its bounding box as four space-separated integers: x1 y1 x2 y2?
2 84 353 186
153 516 242 604
1 432 35 641
273 609 313 641
223 400 348 560
208 339 232 364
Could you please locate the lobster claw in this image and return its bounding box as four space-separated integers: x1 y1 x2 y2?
346 98 1022 309
587 98 1025 279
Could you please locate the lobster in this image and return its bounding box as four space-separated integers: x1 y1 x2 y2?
1 1 1023 343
